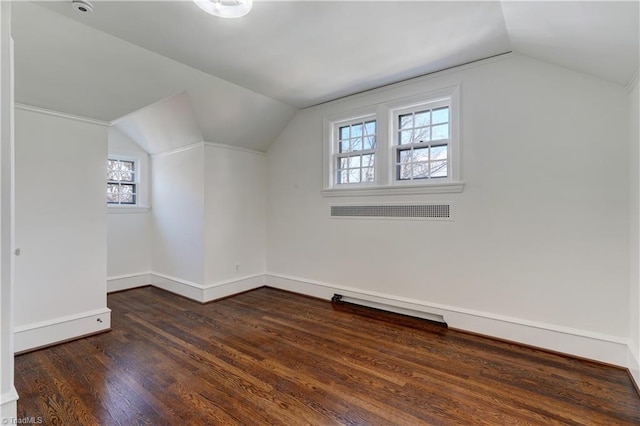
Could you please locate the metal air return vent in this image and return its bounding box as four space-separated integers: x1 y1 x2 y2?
330 203 452 220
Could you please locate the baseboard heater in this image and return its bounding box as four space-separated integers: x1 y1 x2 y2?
331 293 447 327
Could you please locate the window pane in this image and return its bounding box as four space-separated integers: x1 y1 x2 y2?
119 161 134 172
340 140 351 153
351 123 363 137
398 164 411 180
107 183 119 203
107 160 118 171
120 184 136 195
399 113 413 129
399 130 413 145
119 171 134 182
363 167 375 182
414 110 430 127
363 135 376 150
398 149 412 163
413 148 429 162
351 137 363 151
413 162 429 179
431 145 448 160
432 124 449 140
107 171 120 181
432 107 449 124
339 126 350 140
348 156 361 168
431 161 448 177
361 154 374 167
364 120 376 136
338 170 348 184
348 169 360 183
120 193 135 204
413 127 431 143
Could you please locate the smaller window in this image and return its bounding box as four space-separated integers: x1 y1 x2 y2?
107 158 137 205
333 117 377 185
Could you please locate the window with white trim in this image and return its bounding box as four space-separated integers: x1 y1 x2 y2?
335 117 376 184
323 85 462 196
393 101 450 181
107 158 137 205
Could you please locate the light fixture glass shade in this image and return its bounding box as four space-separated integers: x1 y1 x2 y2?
193 0 253 18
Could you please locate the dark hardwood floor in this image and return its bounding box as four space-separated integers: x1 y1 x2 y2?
15 286 640 425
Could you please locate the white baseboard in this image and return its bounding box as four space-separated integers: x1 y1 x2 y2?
107 272 152 293
14 308 111 353
150 272 205 302
265 273 629 367
628 347 640 390
202 275 266 302
0 386 18 421
150 272 265 303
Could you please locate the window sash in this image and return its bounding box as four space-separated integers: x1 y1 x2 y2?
107 158 138 205
392 100 451 183
332 115 377 186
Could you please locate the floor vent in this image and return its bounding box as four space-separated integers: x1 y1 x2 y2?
330 203 451 220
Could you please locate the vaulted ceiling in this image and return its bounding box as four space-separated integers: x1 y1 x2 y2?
11 1 640 153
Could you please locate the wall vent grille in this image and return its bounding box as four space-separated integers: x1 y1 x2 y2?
330 204 451 220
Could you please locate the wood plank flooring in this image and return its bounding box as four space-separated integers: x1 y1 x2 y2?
15 286 640 425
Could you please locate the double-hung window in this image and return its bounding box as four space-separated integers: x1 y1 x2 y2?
107 158 137 205
393 100 450 181
323 85 462 196
334 117 377 185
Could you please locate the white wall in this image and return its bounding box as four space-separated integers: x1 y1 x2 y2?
0 0 17 419
204 144 267 284
266 54 630 365
148 142 267 301
13 107 110 352
107 127 152 291
629 76 640 383
151 144 205 285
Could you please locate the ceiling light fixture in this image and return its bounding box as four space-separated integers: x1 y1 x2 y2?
193 0 253 19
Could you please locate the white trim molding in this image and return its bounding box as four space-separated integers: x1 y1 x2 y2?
14 308 111 354
151 141 267 160
204 141 266 157
107 272 152 293
14 103 109 127
150 141 203 159
0 386 19 422
265 273 629 367
322 181 464 197
150 272 265 303
628 347 640 390
107 206 150 214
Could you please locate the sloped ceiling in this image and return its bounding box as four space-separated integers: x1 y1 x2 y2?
11 1 296 152
502 1 639 86
33 0 513 108
11 1 640 154
112 92 203 155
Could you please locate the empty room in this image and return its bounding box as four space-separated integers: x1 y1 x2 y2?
1 0 639 424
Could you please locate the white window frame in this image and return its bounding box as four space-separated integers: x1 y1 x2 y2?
323 85 463 197
325 107 379 189
107 152 150 213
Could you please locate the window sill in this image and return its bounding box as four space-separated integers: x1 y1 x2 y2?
107 205 150 214
322 181 464 197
